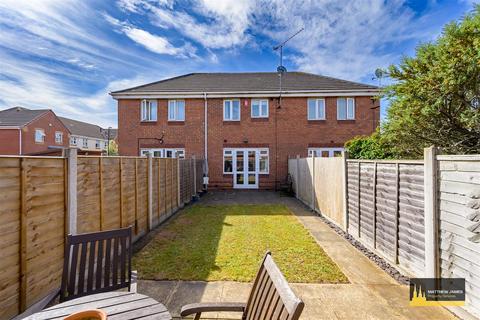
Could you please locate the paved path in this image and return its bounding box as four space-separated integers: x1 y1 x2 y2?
138 190 456 319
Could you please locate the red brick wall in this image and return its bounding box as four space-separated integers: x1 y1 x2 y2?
21 112 70 155
0 129 20 155
118 96 380 189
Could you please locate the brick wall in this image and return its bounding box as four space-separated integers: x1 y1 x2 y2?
22 112 70 155
0 129 20 155
118 96 379 189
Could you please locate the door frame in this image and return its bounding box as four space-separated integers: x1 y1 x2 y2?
232 148 259 189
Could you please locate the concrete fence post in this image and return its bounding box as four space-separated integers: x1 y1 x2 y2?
311 154 316 212
296 155 300 199
177 158 181 207
192 155 197 196
147 153 153 230
66 148 78 235
424 146 439 278
342 151 349 231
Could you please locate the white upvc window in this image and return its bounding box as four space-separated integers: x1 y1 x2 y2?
308 147 344 158
337 97 355 120
35 129 45 143
71 136 77 145
168 100 185 121
55 131 63 144
258 149 269 174
223 99 240 121
308 98 326 120
82 138 88 148
251 99 268 118
141 99 157 121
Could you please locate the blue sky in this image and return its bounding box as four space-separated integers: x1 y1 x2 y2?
0 0 475 127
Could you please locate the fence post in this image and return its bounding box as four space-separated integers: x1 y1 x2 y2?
424 146 439 278
66 148 77 235
372 161 377 249
147 153 153 231
342 151 349 231
394 163 400 264
311 154 316 211
177 158 181 208
296 155 300 199
193 155 197 196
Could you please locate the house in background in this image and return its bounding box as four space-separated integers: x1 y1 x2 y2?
0 107 70 155
59 117 110 155
111 72 381 189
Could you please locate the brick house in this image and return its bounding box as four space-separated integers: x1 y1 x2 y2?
59 117 111 155
111 72 380 189
0 107 70 155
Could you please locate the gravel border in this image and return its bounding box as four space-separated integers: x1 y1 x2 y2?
316 213 410 285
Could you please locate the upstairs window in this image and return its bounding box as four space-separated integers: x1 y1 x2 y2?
55 131 63 144
337 98 355 120
168 100 185 121
251 99 268 118
95 140 100 149
82 138 88 148
35 129 45 143
141 99 157 121
71 136 77 145
308 98 326 120
224 99 240 121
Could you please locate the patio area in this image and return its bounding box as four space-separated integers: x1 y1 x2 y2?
134 190 456 320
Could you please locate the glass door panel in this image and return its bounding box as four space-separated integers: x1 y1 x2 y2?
233 149 258 189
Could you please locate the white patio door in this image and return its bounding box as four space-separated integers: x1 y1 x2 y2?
233 149 259 189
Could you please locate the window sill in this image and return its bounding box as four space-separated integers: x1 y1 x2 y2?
223 121 241 125
336 120 356 123
251 118 269 122
168 121 185 125
307 119 326 124
140 121 157 125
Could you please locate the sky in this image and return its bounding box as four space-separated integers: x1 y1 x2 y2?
0 0 476 128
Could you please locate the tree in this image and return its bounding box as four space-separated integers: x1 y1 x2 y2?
108 140 118 156
382 6 480 157
346 7 480 159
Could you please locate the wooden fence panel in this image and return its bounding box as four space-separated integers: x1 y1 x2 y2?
101 157 121 230
346 160 425 277
438 155 480 318
151 158 159 227
0 158 21 320
158 159 167 223
24 158 66 308
136 158 148 236
77 157 101 233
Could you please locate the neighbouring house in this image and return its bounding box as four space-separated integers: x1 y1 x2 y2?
0 107 70 155
59 117 111 155
110 72 381 189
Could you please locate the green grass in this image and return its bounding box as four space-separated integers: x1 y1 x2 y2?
133 204 348 283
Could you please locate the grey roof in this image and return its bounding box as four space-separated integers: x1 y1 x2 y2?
0 107 50 127
59 117 106 139
111 72 379 94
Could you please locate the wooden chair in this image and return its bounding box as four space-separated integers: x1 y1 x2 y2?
180 252 304 320
60 227 134 302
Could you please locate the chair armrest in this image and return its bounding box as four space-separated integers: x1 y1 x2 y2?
180 302 246 317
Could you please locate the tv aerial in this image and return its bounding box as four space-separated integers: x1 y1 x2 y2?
273 27 304 73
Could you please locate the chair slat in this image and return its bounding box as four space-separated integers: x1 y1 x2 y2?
96 239 104 290
251 276 273 320
112 237 119 285
258 280 276 320
68 243 79 296
78 242 88 294
87 240 96 292
104 238 112 288
120 236 127 284
245 267 268 319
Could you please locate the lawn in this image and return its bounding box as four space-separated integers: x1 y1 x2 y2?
133 204 348 283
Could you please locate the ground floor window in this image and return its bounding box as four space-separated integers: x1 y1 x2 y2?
308 147 344 158
140 148 185 158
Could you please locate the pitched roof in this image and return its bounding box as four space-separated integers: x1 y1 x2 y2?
0 107 50 127
111 72 379 95
58 117 106 139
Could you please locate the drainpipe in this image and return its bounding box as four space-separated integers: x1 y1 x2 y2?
19 128 22 155
203 92 209 186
